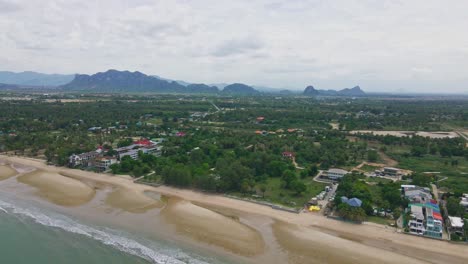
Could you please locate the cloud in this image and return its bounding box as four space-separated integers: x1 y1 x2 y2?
0 0 21 13
211 37 264 57
0 0 468 93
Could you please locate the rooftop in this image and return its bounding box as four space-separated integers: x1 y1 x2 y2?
448 216 464 228
328 168 348 174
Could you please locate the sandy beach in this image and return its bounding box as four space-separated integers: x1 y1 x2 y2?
1 154 467 264
0 164 18 180
17 170 95 206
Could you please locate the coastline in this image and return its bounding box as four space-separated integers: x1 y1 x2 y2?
1 154 467 264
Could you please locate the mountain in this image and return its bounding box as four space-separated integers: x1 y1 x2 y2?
153 75 191 86
303 85 366 97
0 83 20 90
0 71 74 86
303 85 319 96
222 83 260 94
338 86 366 96
62 70 218 94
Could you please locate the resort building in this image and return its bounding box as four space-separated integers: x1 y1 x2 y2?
93 157 117 172
68 148 102 167
324 168 348 180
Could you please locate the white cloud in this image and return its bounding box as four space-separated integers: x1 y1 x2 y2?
0 0 467 93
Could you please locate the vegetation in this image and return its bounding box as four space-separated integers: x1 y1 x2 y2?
0 93 466 208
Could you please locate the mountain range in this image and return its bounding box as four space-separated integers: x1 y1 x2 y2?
0 71 74 86
303 85 366 97
0 69 366 96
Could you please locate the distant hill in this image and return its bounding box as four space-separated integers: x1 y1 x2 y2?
337 86 366 96
303 85 366 96
303 85 319 96
222 83 260 94
0 83 20 90
0 71 74 86
62 70 218 94
152 75 191 86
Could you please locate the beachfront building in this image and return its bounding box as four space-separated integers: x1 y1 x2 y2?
448 216 465 236
405 200 443 239
115 139 163 161
408 204 425 235
324 168 348 181
93 157 117 172
68 148 102 167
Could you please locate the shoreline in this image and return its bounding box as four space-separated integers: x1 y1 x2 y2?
1 154 467 263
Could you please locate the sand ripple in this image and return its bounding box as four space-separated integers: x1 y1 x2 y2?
162 198 265 256
17 170 95 206
0 165 18 180
105 188 164 213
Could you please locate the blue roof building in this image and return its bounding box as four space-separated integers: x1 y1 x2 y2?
347 198 362 207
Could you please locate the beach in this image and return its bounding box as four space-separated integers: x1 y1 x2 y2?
1 154 467 264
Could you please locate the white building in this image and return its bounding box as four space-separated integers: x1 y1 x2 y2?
448 216 465 236
324 168 348 180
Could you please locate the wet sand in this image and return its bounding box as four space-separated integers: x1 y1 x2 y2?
0 165 18 180
105 187 164 213
2 155 468 264
17 170 95 206
272 221 429 264
162 198 265 257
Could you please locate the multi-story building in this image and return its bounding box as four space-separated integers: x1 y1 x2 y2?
93 157 117 172
406 200 443 239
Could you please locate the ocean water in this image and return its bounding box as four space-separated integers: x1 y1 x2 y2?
0 193 222 264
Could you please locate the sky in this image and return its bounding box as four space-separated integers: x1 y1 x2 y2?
1 0 468 93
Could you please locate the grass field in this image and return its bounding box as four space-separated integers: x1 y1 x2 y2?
261 177 327 207
365 177 394 184
395 154 468 192
229 177 327 208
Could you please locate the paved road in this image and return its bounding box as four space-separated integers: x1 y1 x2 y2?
431 183 439 201
313 170 336 183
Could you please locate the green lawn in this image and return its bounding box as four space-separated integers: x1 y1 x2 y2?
365 177 393 184
395 154 468 192
232 177 327 208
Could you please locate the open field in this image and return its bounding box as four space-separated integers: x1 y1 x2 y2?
394 155 468 192
350 130 460 139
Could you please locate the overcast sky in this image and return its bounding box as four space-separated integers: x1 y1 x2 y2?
1 0 468 93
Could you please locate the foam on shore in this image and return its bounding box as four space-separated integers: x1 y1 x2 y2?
0 198 212 264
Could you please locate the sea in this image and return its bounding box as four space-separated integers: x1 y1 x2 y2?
0 191 229 264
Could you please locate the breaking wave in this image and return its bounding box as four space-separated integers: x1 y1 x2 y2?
0 199 211 264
